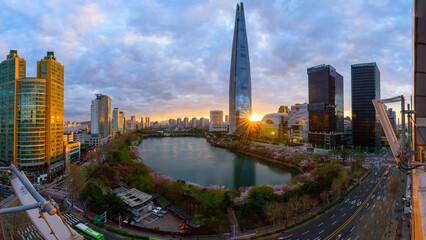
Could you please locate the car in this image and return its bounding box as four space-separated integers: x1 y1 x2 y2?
132 216 141 223
156 207 162 211
375 172 378 176
160 209 167 215
406 201 410 207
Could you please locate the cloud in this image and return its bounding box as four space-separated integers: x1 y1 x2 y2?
0 0 412 121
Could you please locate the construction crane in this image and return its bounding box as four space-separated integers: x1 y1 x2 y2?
0 163 83 240
372 95 424 172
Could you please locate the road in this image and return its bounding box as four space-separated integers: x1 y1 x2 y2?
270 165 391 240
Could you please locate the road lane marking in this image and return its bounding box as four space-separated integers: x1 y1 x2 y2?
318 223 324 227
342 213 346 217
350 226 355 232
302 231 309 235
319 230 324 234
323 170 386 240
332 221 337 225
331 214 335 218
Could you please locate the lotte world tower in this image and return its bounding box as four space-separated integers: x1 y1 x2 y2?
229 2 252 134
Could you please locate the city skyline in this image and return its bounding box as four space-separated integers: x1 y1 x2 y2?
0 0 412 122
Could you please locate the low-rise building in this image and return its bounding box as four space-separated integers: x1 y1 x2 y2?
116 188 154 218
64 142 81 167
63 132 74 143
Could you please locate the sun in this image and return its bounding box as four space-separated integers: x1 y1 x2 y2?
249 114 263 122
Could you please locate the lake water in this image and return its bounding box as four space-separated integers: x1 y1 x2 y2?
139 137 300 189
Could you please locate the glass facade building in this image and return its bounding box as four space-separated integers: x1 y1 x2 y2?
229 2 251 134
351 62 381 152
90 94 112 138
0 50 64 179
307 64 344 149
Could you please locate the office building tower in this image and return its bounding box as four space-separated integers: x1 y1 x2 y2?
113 108 121 133
177 118 182 129
145 117 150 129
351 62 381 152
229 2 252 134
225 115 229 123
140 117 144 129
387 108 397 132
0 50 65 178
183 117 189 128
90 94 112 138
307 64 344 149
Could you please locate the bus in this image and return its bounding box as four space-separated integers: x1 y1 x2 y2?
74 223 105 240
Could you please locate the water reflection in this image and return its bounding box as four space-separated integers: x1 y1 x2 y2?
139 137 299 189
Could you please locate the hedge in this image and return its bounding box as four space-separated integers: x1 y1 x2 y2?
106 226 149 239
88 219 149 239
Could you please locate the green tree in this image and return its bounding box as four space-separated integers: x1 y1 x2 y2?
293 153 304 162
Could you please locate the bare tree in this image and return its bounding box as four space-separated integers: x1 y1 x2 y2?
265 202 286 225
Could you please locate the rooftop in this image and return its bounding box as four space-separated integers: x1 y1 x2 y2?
116 188 152 208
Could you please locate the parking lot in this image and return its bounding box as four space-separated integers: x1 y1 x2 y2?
137 212 185 232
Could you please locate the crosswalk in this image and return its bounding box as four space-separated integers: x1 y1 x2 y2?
15 224 43 240
62 212 83 227
44 189 69 199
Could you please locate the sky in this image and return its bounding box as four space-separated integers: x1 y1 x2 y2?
0 0 412 122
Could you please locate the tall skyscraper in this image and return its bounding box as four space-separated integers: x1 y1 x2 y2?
37 52 65 177
351 62 381 152
0 50 26 165
0 50 65 179
90 94 112 138
140 117 144 129
307 64 344 149
145 117 150 129
229 2 252 134
225 115 229 123
387 107 397 132
113 108 121 133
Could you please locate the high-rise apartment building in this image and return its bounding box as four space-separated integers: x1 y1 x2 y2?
144 117 150 129
387 108 397 132
225 115 229 123
183 117 188 128
0 50 65 179
351 62 381 152
169 118 176 129
113 108 121 133
191 117 197 128
177 118 182 129
140 117 144 129
130 116 136 130
307 64 344 149
90 94 112 138
119 111 124 132
210 110 227 132
229 2 252 134
288 103 309 142
123 116 127 132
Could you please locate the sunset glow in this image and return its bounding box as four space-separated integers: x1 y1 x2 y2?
249 114 263 122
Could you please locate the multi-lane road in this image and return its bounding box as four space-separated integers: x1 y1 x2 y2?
268 165 394 240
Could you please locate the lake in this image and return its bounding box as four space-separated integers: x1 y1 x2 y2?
139 137 300 189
